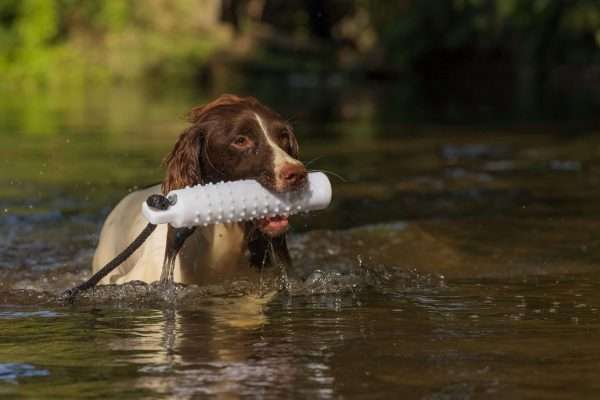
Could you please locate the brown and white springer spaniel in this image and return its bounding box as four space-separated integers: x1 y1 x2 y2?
92 94 307 285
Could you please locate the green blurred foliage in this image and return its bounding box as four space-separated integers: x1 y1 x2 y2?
0 0 598 124
1 0 599 88
362 0 600 68
0 0 226 90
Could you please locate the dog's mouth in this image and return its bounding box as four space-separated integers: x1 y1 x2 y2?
258 215 289 237
254 170 307 237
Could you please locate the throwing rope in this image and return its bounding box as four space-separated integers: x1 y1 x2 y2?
61 194 171 302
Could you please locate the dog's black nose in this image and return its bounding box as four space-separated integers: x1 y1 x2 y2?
279 164 307 189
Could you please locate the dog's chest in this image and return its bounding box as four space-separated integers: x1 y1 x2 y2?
178 223 248 283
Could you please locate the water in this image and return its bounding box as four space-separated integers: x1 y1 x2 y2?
1 84 600 398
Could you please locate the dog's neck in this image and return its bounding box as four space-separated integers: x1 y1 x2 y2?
176 222 253 284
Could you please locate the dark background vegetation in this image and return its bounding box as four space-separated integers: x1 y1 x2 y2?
1 0 599 126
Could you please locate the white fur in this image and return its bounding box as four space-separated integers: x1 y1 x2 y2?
254 113 302 179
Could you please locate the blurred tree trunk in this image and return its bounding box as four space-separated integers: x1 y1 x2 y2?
514 0 567 115
306 0 333 40
221 0 241 33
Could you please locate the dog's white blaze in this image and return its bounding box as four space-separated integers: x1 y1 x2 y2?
254 113 301 171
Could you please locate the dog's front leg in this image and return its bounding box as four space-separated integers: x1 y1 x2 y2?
269 235 302 279
248 232 300 280
161 226 196 283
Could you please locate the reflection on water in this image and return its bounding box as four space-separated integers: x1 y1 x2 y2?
2 281 600 399
1 84 600 398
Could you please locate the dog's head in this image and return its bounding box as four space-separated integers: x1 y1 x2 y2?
162 94 306 237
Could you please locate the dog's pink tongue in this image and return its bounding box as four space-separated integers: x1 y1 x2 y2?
259 215 289 236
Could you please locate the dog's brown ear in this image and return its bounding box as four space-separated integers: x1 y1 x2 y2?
162 126 203 194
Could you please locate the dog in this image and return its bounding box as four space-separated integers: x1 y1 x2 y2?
92 94 307 285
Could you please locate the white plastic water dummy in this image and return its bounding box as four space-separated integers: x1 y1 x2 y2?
142 172 332 228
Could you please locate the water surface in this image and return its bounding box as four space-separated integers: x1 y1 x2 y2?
1 86 600 398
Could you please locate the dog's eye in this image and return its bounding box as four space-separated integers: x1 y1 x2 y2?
279 130 295 152
279 130 290 145
232 135 252 148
